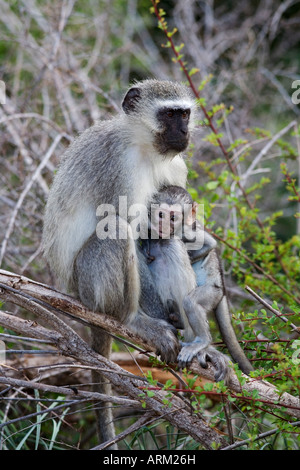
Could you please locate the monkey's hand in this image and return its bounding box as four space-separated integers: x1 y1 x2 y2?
177 337 208 370
166 299 184 329
178 341 230 382
139 239 155 264
127 311 180 363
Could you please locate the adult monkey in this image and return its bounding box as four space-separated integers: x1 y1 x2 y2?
42 79 196 448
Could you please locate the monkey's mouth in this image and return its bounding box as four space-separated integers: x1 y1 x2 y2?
156 136 189 155
171 139 189 150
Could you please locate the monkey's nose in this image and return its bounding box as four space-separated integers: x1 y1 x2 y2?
180 126 188 135
180 129 189 138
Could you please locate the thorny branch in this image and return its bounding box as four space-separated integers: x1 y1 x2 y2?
0 269 299 450
245 285 300 335
0 270 227 450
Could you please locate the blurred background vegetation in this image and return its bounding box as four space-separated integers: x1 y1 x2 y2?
0 0 299 276
0 0 299 450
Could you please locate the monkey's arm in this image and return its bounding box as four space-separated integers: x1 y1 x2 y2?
180 292 213 347
189 250 254 375
75 228 180 364
177 281 230 382
184 224 217 263
137 245 183 331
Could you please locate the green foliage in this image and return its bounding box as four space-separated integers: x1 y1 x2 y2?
0 394 70 450
0 0 299 452
148 0 300 451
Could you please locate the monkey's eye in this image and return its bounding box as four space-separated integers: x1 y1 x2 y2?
182 111 189 119
166 110 174 118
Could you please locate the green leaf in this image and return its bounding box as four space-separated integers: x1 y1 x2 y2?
206 181 219 190
189 67 200 76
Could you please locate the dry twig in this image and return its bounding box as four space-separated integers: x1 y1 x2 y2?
0 269 299 444
0 269 228 449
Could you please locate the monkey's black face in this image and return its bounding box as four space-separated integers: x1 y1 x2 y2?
155 108 191 155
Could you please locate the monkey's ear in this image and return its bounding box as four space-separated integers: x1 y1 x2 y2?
122 87 141 114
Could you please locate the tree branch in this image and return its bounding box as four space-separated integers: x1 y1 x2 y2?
0 270 227 449
0 268 299 451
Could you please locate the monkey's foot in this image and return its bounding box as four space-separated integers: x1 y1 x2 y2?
178 343 230 382
127 312 180 363
177 339 209 369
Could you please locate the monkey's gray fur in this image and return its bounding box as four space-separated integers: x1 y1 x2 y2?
42 79 196 448
188 247 254 376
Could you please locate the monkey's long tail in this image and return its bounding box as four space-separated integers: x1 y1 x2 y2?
91 328 118 450
215 297 254 375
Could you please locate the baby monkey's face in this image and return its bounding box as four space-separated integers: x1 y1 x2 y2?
150 203 191 239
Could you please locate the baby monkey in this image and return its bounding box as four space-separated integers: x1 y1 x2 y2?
141 185 253 380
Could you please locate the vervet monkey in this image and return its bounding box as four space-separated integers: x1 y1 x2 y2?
141 185 253 379
42 80 196 447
